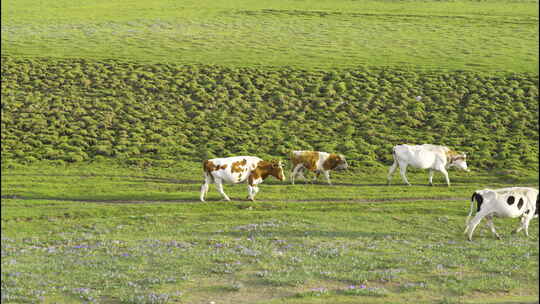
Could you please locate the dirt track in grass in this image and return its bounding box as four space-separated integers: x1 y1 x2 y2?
0 195 466 204
5 173 536 205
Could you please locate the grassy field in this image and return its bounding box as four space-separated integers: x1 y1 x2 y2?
1 0 539 303
1 161 539 303
2 0 538 72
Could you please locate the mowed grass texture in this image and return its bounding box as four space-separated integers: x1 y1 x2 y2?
1 162 539 303
2 0 538 72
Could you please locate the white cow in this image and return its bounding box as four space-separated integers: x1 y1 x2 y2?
387 144 469 186
200 156 285 202
290 150 348 185
464 187 539 241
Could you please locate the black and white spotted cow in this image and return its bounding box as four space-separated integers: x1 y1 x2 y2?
464 187 539 241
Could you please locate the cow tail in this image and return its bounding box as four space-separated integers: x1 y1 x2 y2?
466 192 477 225
391 146 398 166
202 160 214 183
467 192 483 225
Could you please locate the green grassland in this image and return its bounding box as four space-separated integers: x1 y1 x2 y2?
1 0 539 303
1 162 539 303
2 0 539 72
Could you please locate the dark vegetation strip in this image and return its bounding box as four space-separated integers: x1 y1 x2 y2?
1 56 538 171
236 9 539 24
2 173 199 184
0 173 450 187
0 195 466 204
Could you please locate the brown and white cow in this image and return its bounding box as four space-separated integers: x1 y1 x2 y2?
200 156 285 202
290 150 348 185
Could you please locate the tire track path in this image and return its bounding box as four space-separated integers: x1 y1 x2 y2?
1 195 466 204
6 173 535 205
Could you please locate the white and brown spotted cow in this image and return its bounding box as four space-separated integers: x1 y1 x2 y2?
464 187 539 241
290 150 348 185
387 144 469 187
200 156 285 202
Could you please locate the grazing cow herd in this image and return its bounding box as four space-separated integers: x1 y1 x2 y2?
200 144 538 241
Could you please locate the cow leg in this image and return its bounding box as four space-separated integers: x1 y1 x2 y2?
214 179 231 201
297 168 307 181
524 217 531 237
291 164 303 185
323 170 332 185
466 212 487 241
200 182 209 202
428 170 434 186
387 160 398 185
440 168 451 187
513 216 531 236
485 215 501 240
312 171 319 184
248 185 260 201
247 185 255 201
398 163 411 186
252 186 260 200
513 216 525 234
200 174 212 202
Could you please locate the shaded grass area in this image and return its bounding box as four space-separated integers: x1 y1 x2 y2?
1 162 539 303
2 0 538 72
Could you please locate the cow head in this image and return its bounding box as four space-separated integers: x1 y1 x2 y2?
448 152 469 172
335 154 348 171
269 160 285 181
324 154 348 171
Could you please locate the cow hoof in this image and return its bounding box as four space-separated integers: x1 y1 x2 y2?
428 183 433 187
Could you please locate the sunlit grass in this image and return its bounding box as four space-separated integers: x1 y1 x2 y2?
1 161 538 303
2 0 538 72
